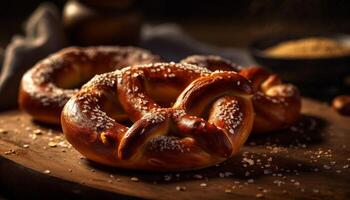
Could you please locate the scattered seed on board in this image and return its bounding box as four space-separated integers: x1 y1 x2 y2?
193 174 203 179
176 186 186 191
256 193 264 198
33 129 42 135
48 142 57 147
0 129 8 134
200 183 207 187
131 177 139 182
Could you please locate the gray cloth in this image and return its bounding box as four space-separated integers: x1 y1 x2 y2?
0 3 66 109
0 4 253 110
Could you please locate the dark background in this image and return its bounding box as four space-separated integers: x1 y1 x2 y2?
1 0 350 47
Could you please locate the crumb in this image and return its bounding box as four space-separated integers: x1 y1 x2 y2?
193 174 203 179
313 189 319 194
48 142 57 147
256 193 264 198
131 177 139 182
200 183 207 187
0 129 8 134
164 174 172 181
4 149 16 155
176 186 186 191
33 129 42 135
247 179 254 184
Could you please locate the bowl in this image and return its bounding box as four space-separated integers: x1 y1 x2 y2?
250 34 350 84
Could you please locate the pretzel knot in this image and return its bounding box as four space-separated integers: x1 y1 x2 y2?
181 55 301 134
61 63 254 171
239 67 301 133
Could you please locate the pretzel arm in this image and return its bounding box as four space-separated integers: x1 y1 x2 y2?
118 111 170 160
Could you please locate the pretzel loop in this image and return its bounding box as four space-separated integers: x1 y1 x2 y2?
181 55 301 134
19 46 160 124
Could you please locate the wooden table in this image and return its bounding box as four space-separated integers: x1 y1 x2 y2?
0 98 349 199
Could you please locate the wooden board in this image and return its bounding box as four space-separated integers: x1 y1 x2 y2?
0 98 349 200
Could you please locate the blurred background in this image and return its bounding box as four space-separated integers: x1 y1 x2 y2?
1 0 350 47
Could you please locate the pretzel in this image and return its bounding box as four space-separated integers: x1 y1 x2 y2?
61 63 254 171
19 46 160 124
239 67 301 133
181 55 242 72
181 55 301 133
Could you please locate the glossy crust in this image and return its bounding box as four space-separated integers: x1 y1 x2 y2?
18 46 160 124
181 55 242 72
181 55 301 133
239 67 301 133
61 63 254 171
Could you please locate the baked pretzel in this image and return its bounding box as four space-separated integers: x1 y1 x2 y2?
239 67 301 133
61 63 254 171
181 55 301 133
19 46 160 124
181 55 241 72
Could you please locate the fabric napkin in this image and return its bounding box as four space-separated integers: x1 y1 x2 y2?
0 3 66 109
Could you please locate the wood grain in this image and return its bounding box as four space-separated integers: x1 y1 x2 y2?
0 98 349 200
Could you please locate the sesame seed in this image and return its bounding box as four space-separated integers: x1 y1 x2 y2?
48 142 57 147
33 129 42 135
0 129 8 134
225 189 232 193
176 186 186 191
193 174 203 179
256 193 264 198
130 177 139 182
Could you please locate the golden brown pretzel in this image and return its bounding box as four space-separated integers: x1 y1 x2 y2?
181 55 301 133
19 46 160 124
181 55 242 72
61 63 254 171
239 67 301 133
